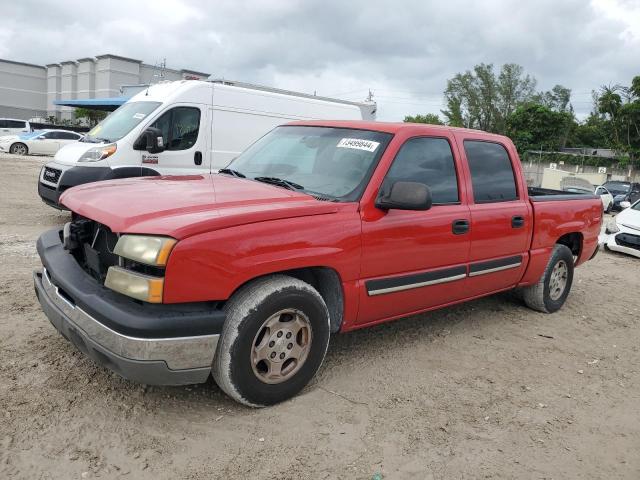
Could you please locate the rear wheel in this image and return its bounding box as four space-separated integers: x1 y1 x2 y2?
212 275 330 407
10 143 28 155
522 244 574 313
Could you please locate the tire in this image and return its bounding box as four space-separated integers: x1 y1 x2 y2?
522 244 574 313
10 143 28 155
212 275 330 407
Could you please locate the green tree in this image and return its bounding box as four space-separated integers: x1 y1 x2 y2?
441 63 536 133
506 103 573 153
403 113 444 125
74 107 107 127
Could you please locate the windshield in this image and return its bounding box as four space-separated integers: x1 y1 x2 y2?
82 101 161 143
19 131 43 140
226 126 393 201
633 200 640 211
604 181 631 194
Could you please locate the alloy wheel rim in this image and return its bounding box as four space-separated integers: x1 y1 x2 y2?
250 309 312 384
14 145 26 155
549 260 568 301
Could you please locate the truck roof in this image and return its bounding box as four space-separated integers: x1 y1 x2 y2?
284 119 504 138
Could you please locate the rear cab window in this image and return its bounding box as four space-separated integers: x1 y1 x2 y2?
463 140 518 203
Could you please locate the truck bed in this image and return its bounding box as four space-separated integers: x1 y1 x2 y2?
528 186 599 202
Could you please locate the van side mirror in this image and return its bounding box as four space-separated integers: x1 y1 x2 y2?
135 127 165 154
620 201 631 209
375 181 432 211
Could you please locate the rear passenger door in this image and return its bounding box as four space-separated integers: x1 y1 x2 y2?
459 138 531 296
358 135 471 325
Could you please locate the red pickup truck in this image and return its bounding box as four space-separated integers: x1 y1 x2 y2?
34 121 602 406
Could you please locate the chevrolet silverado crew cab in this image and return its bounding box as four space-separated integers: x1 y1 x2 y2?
34 121 602 407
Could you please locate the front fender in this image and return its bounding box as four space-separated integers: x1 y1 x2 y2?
163 209 362 304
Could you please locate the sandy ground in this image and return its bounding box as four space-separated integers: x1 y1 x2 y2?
0 153 639 480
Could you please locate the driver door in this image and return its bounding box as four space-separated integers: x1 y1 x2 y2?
358 135 471 325
140 105 210 175
31 132 58 155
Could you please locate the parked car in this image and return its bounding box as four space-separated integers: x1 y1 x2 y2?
604 199 640 258
602 180 640 211
0 129 83 156
564 185 614 213
33 121 602 406
595 185 614 213
37 79 377 209
0 118 31 137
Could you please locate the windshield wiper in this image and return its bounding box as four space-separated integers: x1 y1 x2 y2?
254 176 304 191
218 168 246 178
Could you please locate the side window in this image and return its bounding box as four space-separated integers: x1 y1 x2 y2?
41 132 57 139
7 120 26 129
149 107 200 151
384 137 459 204
464 140 518 203
58 132 80 140
0 120 7 128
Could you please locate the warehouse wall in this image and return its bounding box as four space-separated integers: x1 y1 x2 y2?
0 54 210 122
0 60 47 119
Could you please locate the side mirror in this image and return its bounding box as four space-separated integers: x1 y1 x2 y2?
620 201 631 209
135 127 165 154
375 181 432 211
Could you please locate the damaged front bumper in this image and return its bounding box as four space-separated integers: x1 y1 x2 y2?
34 228 225 385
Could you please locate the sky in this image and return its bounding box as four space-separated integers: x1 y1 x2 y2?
0 0 638 121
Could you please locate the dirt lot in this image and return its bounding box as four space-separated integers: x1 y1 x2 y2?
0 153 639 479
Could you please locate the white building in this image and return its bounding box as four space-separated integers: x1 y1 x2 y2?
0 54 210 121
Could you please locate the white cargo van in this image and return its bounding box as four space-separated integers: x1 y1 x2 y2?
38 80 376 208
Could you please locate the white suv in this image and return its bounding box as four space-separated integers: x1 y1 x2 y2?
0 118 31 137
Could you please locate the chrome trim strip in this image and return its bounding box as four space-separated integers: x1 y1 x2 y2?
368 273 467 296
41 269 218 370
468 262 521 277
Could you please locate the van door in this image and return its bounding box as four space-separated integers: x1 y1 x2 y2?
140 105 210 175
458 138 531 297
358 135 471 325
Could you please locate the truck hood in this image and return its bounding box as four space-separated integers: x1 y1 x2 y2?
60 174 340 239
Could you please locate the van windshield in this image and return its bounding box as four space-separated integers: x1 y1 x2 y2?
81 101 161 143
225 126 393 201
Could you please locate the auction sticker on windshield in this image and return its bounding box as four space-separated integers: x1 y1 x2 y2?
336 138 380 152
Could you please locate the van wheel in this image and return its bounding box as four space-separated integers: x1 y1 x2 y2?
522 244 574 313
212 275 330 407
10 143 28 155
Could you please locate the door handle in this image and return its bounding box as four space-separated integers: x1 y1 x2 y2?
512 215 525 228
194 151 202 166
452 219 469 235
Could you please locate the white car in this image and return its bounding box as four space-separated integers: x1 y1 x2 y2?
564 185 614 213
0 118 31 137
595 185 614 213
0 129 83 156
604 199 640 258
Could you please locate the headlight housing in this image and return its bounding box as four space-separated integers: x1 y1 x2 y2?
105 267 164 303
105 235 177 303
113 235 177 266
78 143 117 162
605 220 620 234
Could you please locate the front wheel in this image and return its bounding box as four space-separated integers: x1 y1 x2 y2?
212 275 330 407
10 143 28 155
522 244 574 313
